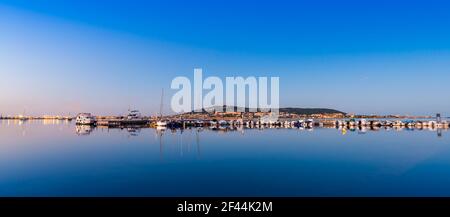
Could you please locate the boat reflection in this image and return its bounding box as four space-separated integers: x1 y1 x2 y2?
75 123 448 138
126 127 141 137
75 125 94 136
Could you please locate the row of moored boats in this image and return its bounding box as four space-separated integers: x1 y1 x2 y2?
335 119 449 129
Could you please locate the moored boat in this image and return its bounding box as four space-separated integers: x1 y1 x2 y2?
76 113 96 125
156 120 167 126
127 110 143 120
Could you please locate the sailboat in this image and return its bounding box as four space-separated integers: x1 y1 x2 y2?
18 109 28 121
156 88 167 127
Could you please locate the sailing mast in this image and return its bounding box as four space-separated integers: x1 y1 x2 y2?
155 88 168 127
159 88 164 120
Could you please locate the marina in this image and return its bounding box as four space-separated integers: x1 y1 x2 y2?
5 112 448 131
70 116 450 139
73 114 450 131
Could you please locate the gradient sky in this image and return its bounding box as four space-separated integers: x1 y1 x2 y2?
1 0 450 116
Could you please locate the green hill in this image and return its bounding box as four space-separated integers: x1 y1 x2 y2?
191 106 346 115
279 108 346 115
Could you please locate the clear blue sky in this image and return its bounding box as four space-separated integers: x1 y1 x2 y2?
1 0 450 116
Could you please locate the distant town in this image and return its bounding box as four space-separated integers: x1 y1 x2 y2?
0 106 437 121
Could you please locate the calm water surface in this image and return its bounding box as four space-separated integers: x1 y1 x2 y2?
1 119 450 196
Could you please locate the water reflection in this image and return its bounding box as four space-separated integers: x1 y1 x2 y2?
75 125 94 136
1 119 450 196
157 127 164 160
74 124 448 138
126 127 141 137
70 123 449 162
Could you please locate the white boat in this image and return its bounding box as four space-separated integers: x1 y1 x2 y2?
156 125 167 131
127 110 142 120
383 120 393 127
195 120 204 126
306 119 314 127
76 125 94 135
372 120 381 127
358 119 367 126
348 119 356 126
415 121 423 128
393 120 403 126
439 121 449 128
298 119 305 127
335 120 345 127
76 113 95 125
218 120 229 126
234 119 243 126
156 88 167 127
406 121 415 128
156 120 167 126
428 121 437 128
